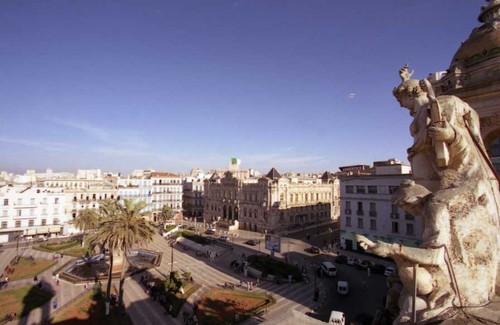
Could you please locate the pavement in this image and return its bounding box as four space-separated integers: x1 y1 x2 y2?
1 244 86 325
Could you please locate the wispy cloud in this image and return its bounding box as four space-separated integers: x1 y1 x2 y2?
242 151 328 171
49 118 149 149
0 137 70 151
347 92 356 99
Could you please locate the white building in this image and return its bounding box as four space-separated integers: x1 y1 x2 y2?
151 172 183 219
0 185 67 243
117 177 153 214
339 159 422 251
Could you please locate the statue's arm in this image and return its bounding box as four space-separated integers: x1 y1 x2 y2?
356 234 445 265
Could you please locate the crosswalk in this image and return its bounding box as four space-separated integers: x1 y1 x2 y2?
123 234 321 324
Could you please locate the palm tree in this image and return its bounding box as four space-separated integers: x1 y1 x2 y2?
74 208 98 247
106 199 156 311
88 199 121 315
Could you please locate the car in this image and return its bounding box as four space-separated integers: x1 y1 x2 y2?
384 266 396 276
357 259 375 270
244 240 259 246
320 261 337 277
371 264 386 274
335 255 348 264
179 225 188 229
188 226 196 231
205 229 215 235
218 236 229 242
347 256 358 266
337 280 349 295
308 246 321 254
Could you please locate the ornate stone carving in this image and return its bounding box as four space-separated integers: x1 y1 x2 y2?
358 66 500 324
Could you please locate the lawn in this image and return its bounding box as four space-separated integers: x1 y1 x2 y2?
36 240 80 252
0 286 54 321
49 289 133 325
8 257 57 281
197 288 275 324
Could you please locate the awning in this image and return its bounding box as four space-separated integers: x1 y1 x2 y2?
25 228 37 235
49 227 62 233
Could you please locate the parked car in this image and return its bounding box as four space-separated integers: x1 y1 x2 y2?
335 255 348 264
337 281 349 295
357 259 374 270
179 225 188 229
308 246 321 254
218 236 229 242
244 240 259 246
371 264 386 274
188 226 196 231
384 266 396 276
347 256 358 266
205 229 215 235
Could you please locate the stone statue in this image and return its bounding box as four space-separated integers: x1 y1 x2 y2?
357 65 500 324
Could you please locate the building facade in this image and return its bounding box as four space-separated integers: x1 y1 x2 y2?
151 172 183 219
0 185 67 243
203 168 340 233
339 160 422 251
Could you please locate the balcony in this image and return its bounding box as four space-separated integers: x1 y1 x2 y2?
344 209 351 215
369 211 377 217
356 210 364 216
390 213 399 219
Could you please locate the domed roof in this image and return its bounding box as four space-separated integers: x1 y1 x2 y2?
449 0 500 69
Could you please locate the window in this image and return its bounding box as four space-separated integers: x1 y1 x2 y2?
369 202 377 217
30 209 34 216
389 186 399 194
356 202 364 215
53 218 60 225
30 198 35 205
29 219 34 227
43 198 47 204
17 198 22 205
356 186 365 194
357 218 364 229
1 221 6 228
346 216 351 227
346 186 354 193
3 199 8 206
17 210 22 217
42 208 47 215
55 198 59 204
368 186 377 194
391 221 399 233
406 223 414 236
405 213 415 221
370 219 377 230
345 201 352 214
391 205 399 219
41 219 47 226
15 220 21 228
2 210 7 217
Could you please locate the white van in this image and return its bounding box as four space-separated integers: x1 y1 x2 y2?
337 280 349 295
329 310 345 325
321 261 337 277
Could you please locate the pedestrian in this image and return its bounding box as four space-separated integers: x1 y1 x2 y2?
256 277 260 287
367 267 371 277
52 297 58 309
84 283 88 291
33 275 38 284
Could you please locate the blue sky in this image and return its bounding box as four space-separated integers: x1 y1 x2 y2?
0 0 482 175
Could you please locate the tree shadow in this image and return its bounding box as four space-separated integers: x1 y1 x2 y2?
17 280 55 325
45 286 132 325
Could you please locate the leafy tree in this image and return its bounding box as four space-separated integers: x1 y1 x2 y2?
164 271 183 293
159 205 174 223
74 208 98 247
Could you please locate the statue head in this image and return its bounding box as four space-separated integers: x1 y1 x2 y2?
392 180 431 216
392 64 426 110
